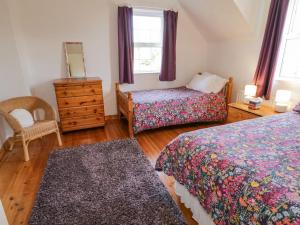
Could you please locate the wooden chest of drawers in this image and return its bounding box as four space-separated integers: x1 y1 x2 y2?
53 77 105 132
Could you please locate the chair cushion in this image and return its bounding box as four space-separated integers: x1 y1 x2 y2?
10 109 34 128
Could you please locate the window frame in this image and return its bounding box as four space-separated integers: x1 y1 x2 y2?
132 8 164 75
275 0 300 81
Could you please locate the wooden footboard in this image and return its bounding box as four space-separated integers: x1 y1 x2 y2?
115 83 134 138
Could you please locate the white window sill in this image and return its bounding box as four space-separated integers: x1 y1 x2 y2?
134 72 160 76
275 77 300 82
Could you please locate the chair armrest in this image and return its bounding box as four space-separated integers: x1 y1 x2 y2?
37 100 56 121
0 109 23 133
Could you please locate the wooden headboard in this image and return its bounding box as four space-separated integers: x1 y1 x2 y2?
198 72 233 106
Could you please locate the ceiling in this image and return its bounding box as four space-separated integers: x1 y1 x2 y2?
178 0 270 41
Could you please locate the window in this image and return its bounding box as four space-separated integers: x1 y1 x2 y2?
133 9 163 74
276 0 300 80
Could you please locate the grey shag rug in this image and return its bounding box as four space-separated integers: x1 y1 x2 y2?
29 139 187 225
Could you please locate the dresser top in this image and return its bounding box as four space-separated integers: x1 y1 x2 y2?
229 102 279 117
53 77 102 85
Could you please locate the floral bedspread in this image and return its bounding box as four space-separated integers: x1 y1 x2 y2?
131 87 227 134
156 112 300 225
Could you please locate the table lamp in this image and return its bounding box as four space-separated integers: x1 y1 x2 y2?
244 85 257 104
274 90 291 113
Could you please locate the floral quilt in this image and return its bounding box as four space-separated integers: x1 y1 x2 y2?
156 112 300 225
131 87 227 134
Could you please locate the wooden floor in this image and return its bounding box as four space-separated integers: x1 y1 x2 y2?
0 119 225 225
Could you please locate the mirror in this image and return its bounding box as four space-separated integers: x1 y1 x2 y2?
64 42 86 78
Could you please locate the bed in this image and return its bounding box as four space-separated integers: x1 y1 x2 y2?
155 112 300 224
115 76 233 137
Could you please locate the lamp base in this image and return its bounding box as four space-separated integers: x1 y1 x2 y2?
274 104 288 113
243 96 253 104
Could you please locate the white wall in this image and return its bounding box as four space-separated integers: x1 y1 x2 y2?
179 0 261 41
234 0 262 33
0 0 29 146
206 0 269 102
207 39 263 102
205 0 269 102
0 200 8 225
7 0 207 116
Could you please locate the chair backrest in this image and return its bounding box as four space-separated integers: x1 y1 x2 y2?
0 96 43 115
0 96 54 133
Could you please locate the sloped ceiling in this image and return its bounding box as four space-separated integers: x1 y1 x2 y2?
178 0 269 40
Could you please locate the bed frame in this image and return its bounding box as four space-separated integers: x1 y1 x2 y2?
115 75 233 138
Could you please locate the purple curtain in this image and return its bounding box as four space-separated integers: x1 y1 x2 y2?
253 0 289 99
160 10 178 81
118 6 134 84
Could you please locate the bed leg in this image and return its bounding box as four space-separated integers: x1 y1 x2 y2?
128 92 134 138
128 124 134 138
117 108 121 120
115 83 121 120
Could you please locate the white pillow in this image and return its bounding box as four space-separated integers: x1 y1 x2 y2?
187 74 227 94
203 75 228 93
10 109 34 128
186 73 212 90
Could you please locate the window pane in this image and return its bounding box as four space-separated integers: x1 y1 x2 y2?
134 47 162 73
133 15 162 43
279 39 300 78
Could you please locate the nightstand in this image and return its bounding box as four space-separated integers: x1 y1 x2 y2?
227 102 279 123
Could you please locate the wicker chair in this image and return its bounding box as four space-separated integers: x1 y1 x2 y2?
0 96 62 161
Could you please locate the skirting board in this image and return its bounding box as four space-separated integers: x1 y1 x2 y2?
104 115 119 121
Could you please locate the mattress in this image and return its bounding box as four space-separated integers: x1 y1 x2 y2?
175 181 215 225
156 112 300 224
131 87 227 133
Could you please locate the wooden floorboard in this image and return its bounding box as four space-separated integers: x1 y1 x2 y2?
0 119 225 225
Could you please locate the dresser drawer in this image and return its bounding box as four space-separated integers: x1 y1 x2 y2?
53 77 105 132
55 84 102 97
59 105 104 119
228 107 258 123
57 95 103 108
61 116 105 131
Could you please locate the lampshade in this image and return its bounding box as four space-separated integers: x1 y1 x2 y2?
244 85 257 97
275 90 291 103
